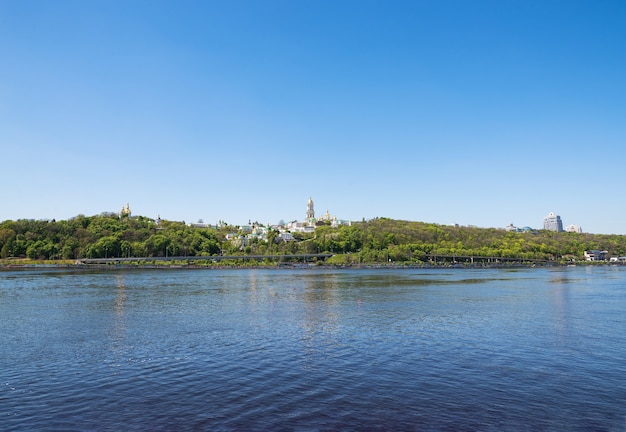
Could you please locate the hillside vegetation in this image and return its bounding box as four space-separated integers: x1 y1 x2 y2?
0 214 624 264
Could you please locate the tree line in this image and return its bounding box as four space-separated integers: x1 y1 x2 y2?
1 214 625 264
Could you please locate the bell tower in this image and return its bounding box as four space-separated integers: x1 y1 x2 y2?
306 197 315 222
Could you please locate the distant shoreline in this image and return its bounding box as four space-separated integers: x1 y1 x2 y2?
1 262 618 271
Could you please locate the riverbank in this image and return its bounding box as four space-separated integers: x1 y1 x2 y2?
0 259 614 271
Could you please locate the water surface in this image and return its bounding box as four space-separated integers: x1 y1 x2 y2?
1 267 625 431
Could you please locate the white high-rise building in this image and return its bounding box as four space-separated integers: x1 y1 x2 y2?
543 212 564 232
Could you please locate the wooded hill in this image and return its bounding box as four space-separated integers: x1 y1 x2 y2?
0 214 624 264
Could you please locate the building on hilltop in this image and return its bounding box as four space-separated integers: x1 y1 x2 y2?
303 197 350 228
278 232 295 242
222 196 351 247
287 197 351 233
505 223 518 232
543 212 563 232
504 223 535 233
287 220 316 233
565 224 583 233
119 203 131 218
316 209 333 225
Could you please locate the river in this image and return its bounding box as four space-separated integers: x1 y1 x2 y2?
1 267 625 431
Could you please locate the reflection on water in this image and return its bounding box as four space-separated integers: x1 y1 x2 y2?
549 272 573 347
1 267 625 431
109 273 128 359
114 273 127 315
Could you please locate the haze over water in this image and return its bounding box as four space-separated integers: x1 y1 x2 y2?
2 267 625 431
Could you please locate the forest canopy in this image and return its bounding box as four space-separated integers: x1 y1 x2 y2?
1 214 624 264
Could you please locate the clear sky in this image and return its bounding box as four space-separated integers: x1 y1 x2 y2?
1 1 625 233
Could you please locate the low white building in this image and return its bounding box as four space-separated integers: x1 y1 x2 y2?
505 223 518 232
584 250 608 261
287 221 315 233
278 232 295 242
565 224 583 233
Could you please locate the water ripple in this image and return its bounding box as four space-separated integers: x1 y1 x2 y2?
2 268 626 430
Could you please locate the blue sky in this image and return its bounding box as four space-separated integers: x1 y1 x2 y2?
1 1 625 233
